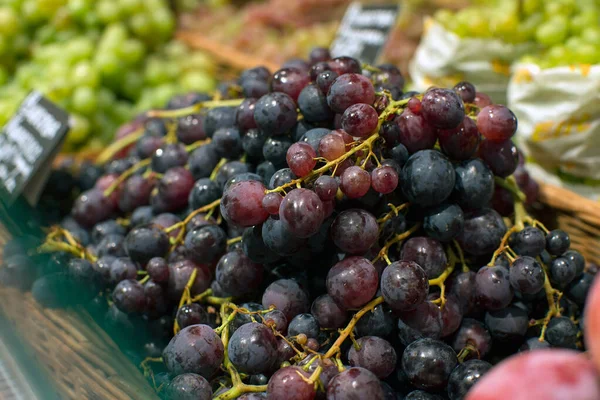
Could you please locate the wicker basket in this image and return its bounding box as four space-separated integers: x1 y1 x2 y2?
0 224 159 400
0 182 597 400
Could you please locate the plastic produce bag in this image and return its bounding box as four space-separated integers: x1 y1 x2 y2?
508 63 600 200
409 18 534 104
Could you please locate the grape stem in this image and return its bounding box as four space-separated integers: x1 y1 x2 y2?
96 128 144 164
429 247 457 308
145 98 245 119
373 223 421 265
323 296 385 359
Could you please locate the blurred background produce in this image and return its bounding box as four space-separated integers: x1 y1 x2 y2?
0 0 218 152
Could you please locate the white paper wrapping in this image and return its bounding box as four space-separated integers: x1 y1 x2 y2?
409 18 535 104
507 63 600 200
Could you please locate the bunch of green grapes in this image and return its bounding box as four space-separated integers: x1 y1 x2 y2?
0 0 217 152
434 0 600 67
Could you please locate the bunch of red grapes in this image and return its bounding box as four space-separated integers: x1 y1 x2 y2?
2 48 600 400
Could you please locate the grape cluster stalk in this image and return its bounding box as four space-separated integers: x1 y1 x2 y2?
3 49 599 400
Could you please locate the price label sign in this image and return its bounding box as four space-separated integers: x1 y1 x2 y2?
330 2 401 64
0 91 69 206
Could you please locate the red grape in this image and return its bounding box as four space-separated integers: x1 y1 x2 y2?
267 366 315 400
341 103 379 138
340 166 371 199
319 133 347 161
477 105 518 142
286 142 317 177
371 166 398 194
395 109 437 153
221 180 269 227
474 92 493 108
454 81 476 103
421 88 465 129
262 192 283 215
407 97 422 114
279 188 325 238
326 256 378 309
327 73 376 113
438 116 480 160
271 68 310 102
314 175 339 201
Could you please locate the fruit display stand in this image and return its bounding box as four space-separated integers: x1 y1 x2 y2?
0 227 158 399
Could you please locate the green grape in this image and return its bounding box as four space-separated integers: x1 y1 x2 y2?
117 39 146 65
0 34 7 55
100 23 128 50
66 113 91 145
95 51 121 76
546 46 569 65
434 9 454 29
544 0 577 17
164 40 188 59
572 42 598 64
71 86 97 115
66 37 95 62
569 12 598 35
180 71 215 93
72 61 100 88
97 1 122 24
0 7 19 36
83 10 100 28
144 58 170 85
129 13 152 38
119 0 142 16
121 70 144 100
523 0 543 15
581 27 600 44
67 0 93 20
0 67 8 86
535 17 569 46
150 8 175 38
21 0 45 24
97 87 116 109
181 51 217 74
12 33 30 57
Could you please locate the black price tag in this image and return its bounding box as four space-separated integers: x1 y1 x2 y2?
0 91 70 207
330 2 400 64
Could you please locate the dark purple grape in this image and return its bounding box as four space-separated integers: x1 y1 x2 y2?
563 250 585 276
163 324 224 378
372 64 404 98
478 139 519 178
327 73 376 114
167 92 210 108
509 226 546 257
165 373 212 400
262 279 309 321
520 337 551 352
314 175 339 201
440 295 463 337
288 313 320 338
395 109 437 153
188 143 221 180
405 390 444 400
213 127 242 159
215 250 263 296
184 225 227 264
326 367 384 400
301 127 331 153
96 233 126 258
311 294 348 330
316 70 338 94
156 167 195 211
475 266 514 310
177 114 206 144
176 303 212 329
371 165 398 194
397 301 443 345
401 237 447 279
509 256 545 294
228 322 278 374
389 143 409 168
348 336 397 378
112 279 145 314
451 318 492 359
456 208 506 256
267 366 315 400
453 81 476 103
152 143 188 173
380 261 429 311
242 129 269 159
298 83 334 123
279 188 325 238
484 306 528 342
118 175 154 213
423 203 464 242
167 260 212 301
550 257 577 286
263 136 294 168
263 309 288 334
254 92 298 135
330 209 378 255
421 88 465 129
401 150 455 207
272 68 310 102
221 181 269 228
124 225 170 266
188 178 221 210
326 256 378 309
545 316 579 349
453 158 495 209
109 257 137 284
546 229 571 256
262 192 283 215
477 105 517 142
261 217 307 256
355 304 394 338
566 272 594 306
328 56 362 75
402 338 458 391
447 359 491 400
72 189 115 228
204 107 236 138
